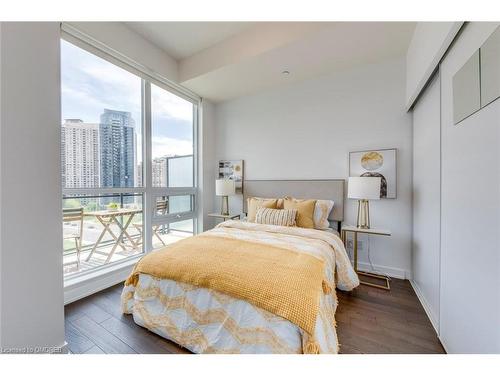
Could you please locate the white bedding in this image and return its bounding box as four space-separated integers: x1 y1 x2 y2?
122 220 358 353
319 227 339 236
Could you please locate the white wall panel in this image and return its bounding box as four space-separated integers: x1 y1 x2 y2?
440 22 500 353
200 100 217 231
412 73 441 332
0 22 65 351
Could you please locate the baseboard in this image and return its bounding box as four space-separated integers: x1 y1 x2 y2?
64 259 136 304
409 280 439 334
356 261 412 280
438 334 449 354
410 280 449 353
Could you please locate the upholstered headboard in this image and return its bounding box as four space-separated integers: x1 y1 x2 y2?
243 179 345 225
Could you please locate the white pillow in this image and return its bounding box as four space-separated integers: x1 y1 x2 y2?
313 200 334 229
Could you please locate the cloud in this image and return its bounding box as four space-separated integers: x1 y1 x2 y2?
152 136 193 159
61 39 193 126
151 84 193 122
61 41 142 124
81 62 140 93
61 40 194 165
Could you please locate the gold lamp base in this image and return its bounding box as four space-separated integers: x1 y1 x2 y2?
220 195 229 216
356 199 371 229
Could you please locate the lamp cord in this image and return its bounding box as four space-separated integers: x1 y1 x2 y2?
345 233 392 281
367 235 392 281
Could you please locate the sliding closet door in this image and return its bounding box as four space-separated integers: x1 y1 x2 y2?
412 73 441 332
440 22 500 353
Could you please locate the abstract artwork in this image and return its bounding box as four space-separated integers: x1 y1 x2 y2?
349 148 397 199
218 160 244 194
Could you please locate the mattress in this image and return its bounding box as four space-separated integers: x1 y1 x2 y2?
122 220 358 353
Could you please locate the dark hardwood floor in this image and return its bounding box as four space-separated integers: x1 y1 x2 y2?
336 278 444 354
65 278 444 354
65 284 190 354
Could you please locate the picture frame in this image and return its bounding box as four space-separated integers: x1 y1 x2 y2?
349 148 397 199
218 160 244 194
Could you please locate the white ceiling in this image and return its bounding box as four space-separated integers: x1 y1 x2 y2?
125 22 416 102
125 22 255 60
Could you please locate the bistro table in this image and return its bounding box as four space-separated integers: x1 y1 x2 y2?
84 208 142 264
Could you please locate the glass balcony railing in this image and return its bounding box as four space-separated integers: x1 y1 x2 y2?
62 193 144 276
63 192 195 277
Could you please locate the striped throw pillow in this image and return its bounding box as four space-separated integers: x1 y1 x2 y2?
255 208 297 227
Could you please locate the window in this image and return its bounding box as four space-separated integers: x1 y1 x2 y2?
151 219 194 250
151 83 194 188
61 36 198 278
154 195 195 217
61 40 143 189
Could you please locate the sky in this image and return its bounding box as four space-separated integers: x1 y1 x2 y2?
61 40 194 160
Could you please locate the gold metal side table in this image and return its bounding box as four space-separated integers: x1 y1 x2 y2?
341 225 392 290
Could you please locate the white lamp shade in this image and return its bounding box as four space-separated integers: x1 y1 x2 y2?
348 177 381 200
215 179 236 196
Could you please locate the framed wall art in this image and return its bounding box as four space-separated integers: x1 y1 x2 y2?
218 160 244 194
349 148 397 199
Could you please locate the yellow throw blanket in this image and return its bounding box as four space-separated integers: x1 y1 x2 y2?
125 234 328 352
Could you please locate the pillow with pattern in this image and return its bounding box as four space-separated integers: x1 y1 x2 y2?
313 199 334 229
255 207 297 227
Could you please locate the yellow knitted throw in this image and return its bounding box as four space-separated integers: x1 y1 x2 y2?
125 234 328 353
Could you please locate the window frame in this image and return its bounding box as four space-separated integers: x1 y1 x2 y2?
61 24 200 281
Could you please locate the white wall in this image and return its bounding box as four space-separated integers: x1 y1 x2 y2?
215 58 413 278
199 99 217 231
412 73 441 332
406 22 462 109
0 23 65 351
439 22 500 353
67 22 178 83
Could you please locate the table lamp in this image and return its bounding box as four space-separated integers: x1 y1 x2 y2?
215 179 236 216
348 176 381 229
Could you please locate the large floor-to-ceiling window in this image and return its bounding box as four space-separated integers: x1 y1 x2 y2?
61 32 199 278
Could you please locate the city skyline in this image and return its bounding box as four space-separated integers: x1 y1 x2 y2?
62 109 192 189
62 115 189 159
61 39 194 161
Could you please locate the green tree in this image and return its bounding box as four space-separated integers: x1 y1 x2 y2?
63 199 81 209
85 201 98 212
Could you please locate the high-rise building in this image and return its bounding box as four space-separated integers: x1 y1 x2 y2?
152 157 168 187
136 161 143 187
99 109 136 188
61 119 99 188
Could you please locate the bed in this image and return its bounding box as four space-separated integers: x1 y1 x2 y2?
121 179 359 354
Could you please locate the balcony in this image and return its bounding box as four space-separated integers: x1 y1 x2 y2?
63 194 193 276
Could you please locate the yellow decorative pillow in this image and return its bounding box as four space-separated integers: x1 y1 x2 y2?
283 197 316 228
247 197 278 222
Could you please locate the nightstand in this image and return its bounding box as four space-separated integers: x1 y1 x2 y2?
207 213 241 222
341 225 392 290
